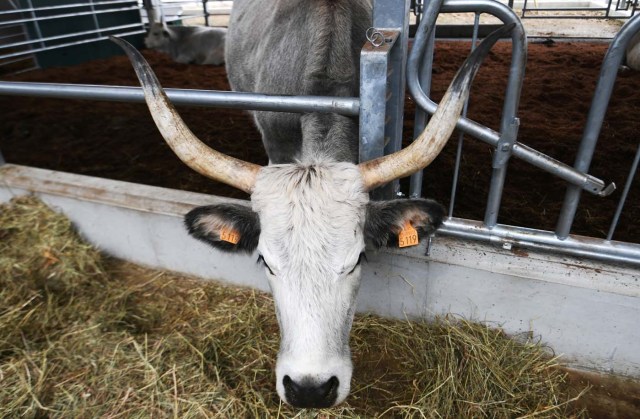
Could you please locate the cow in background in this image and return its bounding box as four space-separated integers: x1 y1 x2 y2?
144 17 226 65
626 31 640 71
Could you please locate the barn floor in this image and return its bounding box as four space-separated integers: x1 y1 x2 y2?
0 40 639 243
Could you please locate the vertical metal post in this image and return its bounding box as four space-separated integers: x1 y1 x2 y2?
25 0 45 49
373 0 412 199
408 0 443 199
606 142 640 241
89 0 103 38
408 22 435 199
482 24 526 228
202 0 209 26
359 31 399 200
449 13 480 217
555 15 640 239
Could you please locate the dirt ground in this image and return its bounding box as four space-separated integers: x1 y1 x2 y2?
0 40 638 243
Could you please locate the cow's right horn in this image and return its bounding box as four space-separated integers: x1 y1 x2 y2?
111 37 260 194
358 23 516 191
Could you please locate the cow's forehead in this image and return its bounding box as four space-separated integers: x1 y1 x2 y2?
251 162 367 215
252 162 368 270
253 163 366 228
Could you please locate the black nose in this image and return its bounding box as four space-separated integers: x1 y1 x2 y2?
283 375 339 408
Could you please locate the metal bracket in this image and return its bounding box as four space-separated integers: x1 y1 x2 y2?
492 117 520 169
359 29 401 200
587 178 617 197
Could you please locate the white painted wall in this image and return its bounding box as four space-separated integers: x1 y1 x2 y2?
1 164 639 377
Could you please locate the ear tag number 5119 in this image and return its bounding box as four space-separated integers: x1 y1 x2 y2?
399 221 419 248
220 227 240 244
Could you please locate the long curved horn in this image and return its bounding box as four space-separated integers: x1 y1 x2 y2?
359 23 516 191
111 36 260 194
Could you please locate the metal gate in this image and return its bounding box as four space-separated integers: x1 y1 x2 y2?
0 0 639 266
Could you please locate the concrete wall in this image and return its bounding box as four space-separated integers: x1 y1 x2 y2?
1 164 638 378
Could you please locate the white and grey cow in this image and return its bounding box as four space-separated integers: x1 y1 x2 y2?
144 19 226 65
626 31 640 71
113 5 511 407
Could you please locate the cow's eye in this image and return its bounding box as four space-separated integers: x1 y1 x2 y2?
257 255 275 275
348 252 367 275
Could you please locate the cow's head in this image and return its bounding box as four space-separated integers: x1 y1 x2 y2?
144 20 170 50
112 24 508 408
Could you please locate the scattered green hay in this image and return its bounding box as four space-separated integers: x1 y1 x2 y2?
0 196 588 418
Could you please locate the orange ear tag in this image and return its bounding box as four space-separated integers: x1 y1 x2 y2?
220 227 240 244
398 221 419 248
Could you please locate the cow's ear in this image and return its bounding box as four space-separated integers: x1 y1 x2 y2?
365 199 445 249
184 204 260 253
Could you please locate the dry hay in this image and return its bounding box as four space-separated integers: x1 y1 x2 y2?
0 196 588 418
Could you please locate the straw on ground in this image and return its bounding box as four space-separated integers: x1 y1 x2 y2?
0 196 587 418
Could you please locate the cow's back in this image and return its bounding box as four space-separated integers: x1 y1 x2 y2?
226 0 372 163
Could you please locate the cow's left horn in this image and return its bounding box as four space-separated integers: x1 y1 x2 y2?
358 23 515 191
111 36 260 194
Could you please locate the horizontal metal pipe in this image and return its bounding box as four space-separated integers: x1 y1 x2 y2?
0 23 143 51
0 56 33 67
440 217 640 266
0 29 146 60
2 6 140 26
0 81 361 116
0 0 137 15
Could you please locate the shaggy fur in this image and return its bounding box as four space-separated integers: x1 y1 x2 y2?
225 0 372 163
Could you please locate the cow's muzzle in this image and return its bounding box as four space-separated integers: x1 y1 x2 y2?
283 375 339 408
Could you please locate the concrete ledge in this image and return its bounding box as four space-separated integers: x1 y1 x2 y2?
1 164 638 378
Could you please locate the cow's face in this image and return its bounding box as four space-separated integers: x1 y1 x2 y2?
144 22 170 49
185 162 444 408
113 21 507 408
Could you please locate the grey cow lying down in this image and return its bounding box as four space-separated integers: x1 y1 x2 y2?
144 22 226 65
627 31 640 71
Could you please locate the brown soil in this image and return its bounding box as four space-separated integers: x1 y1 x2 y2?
1 41 638 243
566 368 640 419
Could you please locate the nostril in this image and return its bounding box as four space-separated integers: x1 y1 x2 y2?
282 375 340 408
324 376 339 397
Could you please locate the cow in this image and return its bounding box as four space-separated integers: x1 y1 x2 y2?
143 18 226 65
626 31 640 71
112 17 511 409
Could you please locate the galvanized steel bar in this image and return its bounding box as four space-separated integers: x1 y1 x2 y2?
408 0 526 227
440 217 640 266
359 31 397 162
359 29 398 200
0 23 143 52
485 115 521 227
88 0 103 38
449 13 481 217
25 0 45 49
0 30 146 60
0 0 139 15
607 143 640 241
373 0 412 199
0 81 361 116
408 0 441 199
555 14 640 239
407 0 613 197
3 5 140 26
